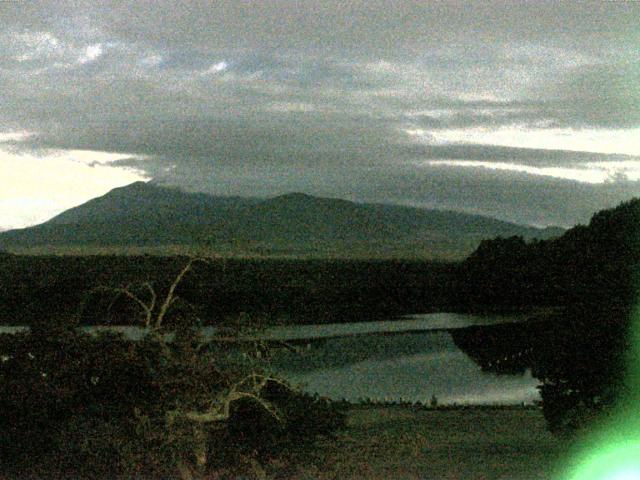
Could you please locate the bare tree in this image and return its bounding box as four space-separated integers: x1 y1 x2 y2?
99 257 290 479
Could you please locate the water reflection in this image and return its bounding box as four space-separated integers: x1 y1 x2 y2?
261 312 526 340
1 313 541 405
271 331 541 405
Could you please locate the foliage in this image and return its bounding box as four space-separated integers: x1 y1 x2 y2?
0 258 345 479
0 256 456 326
456 198 640 435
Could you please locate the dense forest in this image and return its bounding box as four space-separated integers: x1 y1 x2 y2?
454 198 640 434
457 199 640 311
0 256 458 327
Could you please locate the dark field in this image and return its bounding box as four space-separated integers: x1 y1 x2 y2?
0 254 459 326
290 405 566 480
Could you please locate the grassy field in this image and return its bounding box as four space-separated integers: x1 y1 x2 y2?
4 243 472 261
288 406 568 480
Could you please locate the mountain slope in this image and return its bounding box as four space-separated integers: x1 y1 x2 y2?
47 181 258 225
0 182 563 258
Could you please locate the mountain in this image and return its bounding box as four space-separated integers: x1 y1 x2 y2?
0 181 563 258
0 183 259 248
46 180 258 226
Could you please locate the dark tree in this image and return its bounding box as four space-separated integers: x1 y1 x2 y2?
456 198 640 434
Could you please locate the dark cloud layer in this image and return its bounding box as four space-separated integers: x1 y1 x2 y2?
1 1 639 227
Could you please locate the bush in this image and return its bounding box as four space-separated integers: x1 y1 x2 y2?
0 258 345 479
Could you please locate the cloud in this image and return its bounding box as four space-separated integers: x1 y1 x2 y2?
543 63 640 128
12 32 62 62
405 126 640 157
139 54 163 68
420 160 640 185
77 43 103 64
202 61 228 75
357 163 640 228
0 136 149 229
0 1 639 228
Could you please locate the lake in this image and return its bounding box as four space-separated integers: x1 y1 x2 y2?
269 331 540 406
266 313 541 405
0 313 542 405
260 311 528 340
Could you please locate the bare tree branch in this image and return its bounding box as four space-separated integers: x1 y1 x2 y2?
143 282 157 328
165 373 286 427
155 257 209 329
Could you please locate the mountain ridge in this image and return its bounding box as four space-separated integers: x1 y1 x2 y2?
0 181 564 258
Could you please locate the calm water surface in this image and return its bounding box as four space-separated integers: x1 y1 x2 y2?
269 329 540 405
260 312 526 340
265 313 541 405
0 313 541 405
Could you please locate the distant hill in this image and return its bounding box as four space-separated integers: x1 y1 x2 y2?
0 181 563 258
459 197 640 309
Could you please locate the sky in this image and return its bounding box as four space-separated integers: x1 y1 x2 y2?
1 0 639 230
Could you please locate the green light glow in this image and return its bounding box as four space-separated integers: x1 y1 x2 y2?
565 441 640 480
611 471 640 480
561 307 640 480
